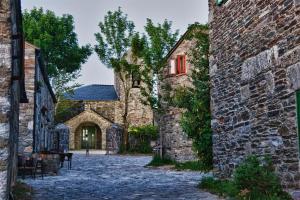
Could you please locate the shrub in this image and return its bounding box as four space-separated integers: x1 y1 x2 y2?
200 156 293 200
129 125 158 139
147 155 175 167
233 156 292 200
11 181 33 200
200 177 238 198
128 125 158 154
175 160 210 171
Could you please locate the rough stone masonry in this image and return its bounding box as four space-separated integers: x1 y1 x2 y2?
0 0 27 199
19 42 57 154
209 0 300 188
158 32 197 162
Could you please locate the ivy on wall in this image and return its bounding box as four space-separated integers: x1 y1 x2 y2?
172 24 212 169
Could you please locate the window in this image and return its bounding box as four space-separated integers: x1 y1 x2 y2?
132 71 141 88
176 55 186 74
169 55 187 75
296 91 300 153
169 59 176 75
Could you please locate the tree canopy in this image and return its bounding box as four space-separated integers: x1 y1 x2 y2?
131 19 179 109
94 7 138 150
23 8 92 97
95 7 135 69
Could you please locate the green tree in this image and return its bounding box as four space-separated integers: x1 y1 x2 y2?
23 8 92 98
94 7 137 150
173 24 212 168
131 19 179 110
131 19 178 157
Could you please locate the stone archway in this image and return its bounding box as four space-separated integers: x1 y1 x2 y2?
65 109 113 150
74 122 102 150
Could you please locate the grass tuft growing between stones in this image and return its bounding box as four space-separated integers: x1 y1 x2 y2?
146 155 175 167
11 181 33 200
199 156 293 200
175 160 211 172
147 155 209 171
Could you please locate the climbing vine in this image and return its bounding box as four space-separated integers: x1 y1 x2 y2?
173 24 212 169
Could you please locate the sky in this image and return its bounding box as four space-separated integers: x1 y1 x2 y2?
22 0 209 86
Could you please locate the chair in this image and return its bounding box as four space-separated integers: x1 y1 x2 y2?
59 153 66 168
66 153 73 170
33 158 44 179
23 158 35 179
59 153 73 170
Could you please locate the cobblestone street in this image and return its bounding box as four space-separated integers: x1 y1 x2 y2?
24 154 220 200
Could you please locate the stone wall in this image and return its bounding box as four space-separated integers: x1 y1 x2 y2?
209 0 300 188
158 38 197 162
86 100 118 123
19 44 56 153
0 0 26 198
65 108 112 150
0 1 13 197
106 124 123 154
33 50 56 152
19 43 36 153
114 52 154 127
54 124 70 152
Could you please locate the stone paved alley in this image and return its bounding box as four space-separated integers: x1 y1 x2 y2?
24 154 220 200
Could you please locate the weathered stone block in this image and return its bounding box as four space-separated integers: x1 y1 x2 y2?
210 0 300 188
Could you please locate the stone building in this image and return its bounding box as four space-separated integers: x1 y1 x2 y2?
63 82 153 150
209 0 300 187
158 30 198 162
0 0 27 198
19 42 57 154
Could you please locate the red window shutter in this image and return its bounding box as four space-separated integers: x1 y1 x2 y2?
177 55 180 74
183 55 186 73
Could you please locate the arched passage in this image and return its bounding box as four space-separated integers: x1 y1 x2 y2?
65 109 113 150
74 122 102 150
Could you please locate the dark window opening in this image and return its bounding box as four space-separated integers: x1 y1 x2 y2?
132 72 141 88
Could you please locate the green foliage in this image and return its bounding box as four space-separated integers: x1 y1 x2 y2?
23 8 92 96
233 156 292 200
131 19 179 110
12 181 33 200
94 7 139 150
128 125 158 154
172 24 212 168
147 156 208 171
129 125 158 139
200 156 293 200
175 160 210 172
94 7 135 66
200 177 239 198
147 154 175 167
55 98 83 123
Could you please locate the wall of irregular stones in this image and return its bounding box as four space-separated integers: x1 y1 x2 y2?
209 0 300 188
114 51 154 127
19 43 57 153
159 38 197 162
33 50 56 152
0 1 13 198
65 107 112 150
19 43 36 153
0 0 26 198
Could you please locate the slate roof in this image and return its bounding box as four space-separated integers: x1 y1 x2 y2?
64 84 119 101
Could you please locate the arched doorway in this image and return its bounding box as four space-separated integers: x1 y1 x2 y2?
75 122 102 150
